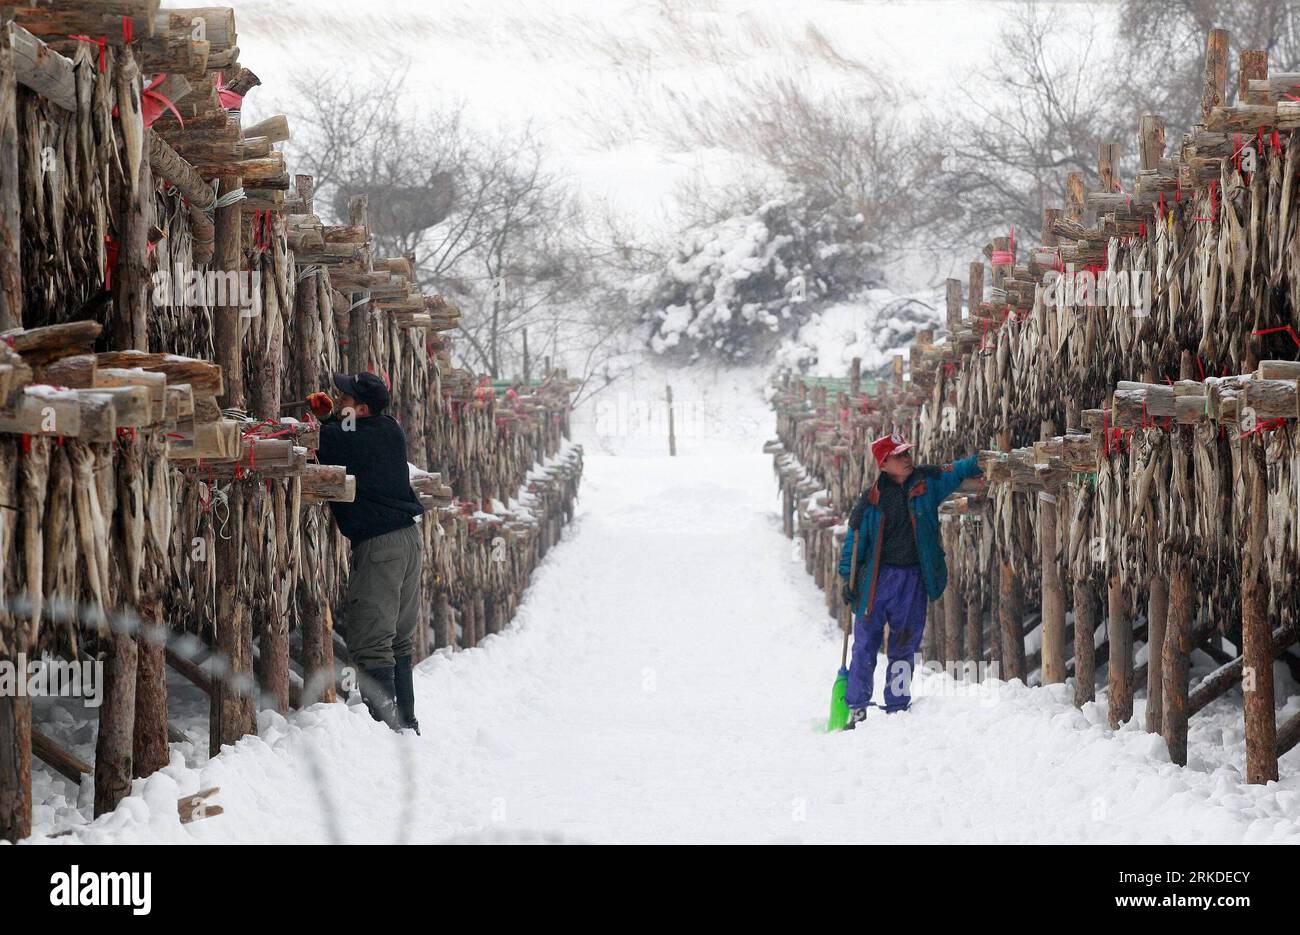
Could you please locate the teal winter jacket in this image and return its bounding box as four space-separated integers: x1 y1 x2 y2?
837 454 982 618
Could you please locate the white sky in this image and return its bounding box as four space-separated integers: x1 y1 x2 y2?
232 0 1113 288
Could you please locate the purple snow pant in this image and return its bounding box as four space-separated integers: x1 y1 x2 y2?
845 564 928 711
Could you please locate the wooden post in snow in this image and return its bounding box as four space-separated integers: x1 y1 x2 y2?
1071 478 1097 706
211 171 248 754
943 518 962 667
1144 519 1169 735
1242 435 1278 783
1106 566 1132 728
93 619 138 816
965 581 982 682
926 598 944 666
473 593 487 646
1163 550 1192 766
1039 488 1065 684
463 596 478 649
0 673 30 841
993 432 1023 683
666 385 676 457
0 422 28 838
433 591 452 651
1161 351 1197 763
94 108 154 808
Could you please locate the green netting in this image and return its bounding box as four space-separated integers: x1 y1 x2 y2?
493 378 546 395
782 375 879 395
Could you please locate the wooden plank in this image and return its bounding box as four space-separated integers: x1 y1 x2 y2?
0 35 21 331
6 22 75 110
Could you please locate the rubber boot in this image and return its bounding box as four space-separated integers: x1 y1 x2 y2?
394 654 420 735
360 666 399 730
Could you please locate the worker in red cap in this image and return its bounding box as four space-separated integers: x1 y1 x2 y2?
837 431 981 727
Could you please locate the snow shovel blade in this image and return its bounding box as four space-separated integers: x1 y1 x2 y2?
826 667 851 732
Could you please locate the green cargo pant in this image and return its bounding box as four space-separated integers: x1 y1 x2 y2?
343 524 423 671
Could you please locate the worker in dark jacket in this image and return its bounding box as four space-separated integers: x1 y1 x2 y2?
837 432 981 727
313 372 424 733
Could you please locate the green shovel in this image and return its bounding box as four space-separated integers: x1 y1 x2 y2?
827 519 864 732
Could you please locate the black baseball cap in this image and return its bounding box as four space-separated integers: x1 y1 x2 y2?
333 372 390 413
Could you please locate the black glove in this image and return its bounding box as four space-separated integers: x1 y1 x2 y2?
841 582 859 606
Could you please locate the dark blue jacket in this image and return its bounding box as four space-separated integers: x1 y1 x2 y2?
837 454 982 617
317 413 422 543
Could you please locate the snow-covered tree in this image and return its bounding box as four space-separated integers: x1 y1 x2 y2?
635 189 882 362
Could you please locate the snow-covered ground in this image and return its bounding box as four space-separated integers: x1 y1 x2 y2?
23 363 1300 844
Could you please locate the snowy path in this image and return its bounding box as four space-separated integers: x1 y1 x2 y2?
36 438 1300 844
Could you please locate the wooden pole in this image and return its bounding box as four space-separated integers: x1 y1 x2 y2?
965 581 982 682
132 600 169 779
1039 489 1065 684
346 196 370 374
999 557 1023 681
1106 569 1132 728
1065 172 1086 223
94 621 138 816
32 729 90 785
433 590 452 650
1162 551 1192 766
666 384 676 457
945 278 962 334
211 173 247 753
262 483 290 715
1073 577 1097 706
463 596 477 649
1138 115 1166 171
1097 142 1120 192
1201 28 1230 120
1239 50 1268 104
0 33 20 330
1041 208 1060 247
925 599 942 665
1144 528 1168 734
1242 435 1278 783
1161 351 1196 763
943 519 962 666
113 128 153 351
0 673 30 842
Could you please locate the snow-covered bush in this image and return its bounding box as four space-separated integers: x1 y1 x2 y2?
635 190 883 362
772 291 942 377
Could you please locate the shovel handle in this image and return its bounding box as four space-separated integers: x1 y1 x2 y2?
840 515 866 669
